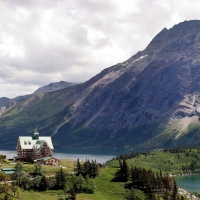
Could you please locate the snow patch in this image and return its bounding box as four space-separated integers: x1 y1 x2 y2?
131 55 148 63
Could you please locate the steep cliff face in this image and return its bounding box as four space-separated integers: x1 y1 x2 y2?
1 20 200 150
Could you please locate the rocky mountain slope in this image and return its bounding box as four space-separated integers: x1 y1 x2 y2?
1 20 200 150
0 97 17 115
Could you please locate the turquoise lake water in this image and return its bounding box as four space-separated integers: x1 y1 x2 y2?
175 174 200 193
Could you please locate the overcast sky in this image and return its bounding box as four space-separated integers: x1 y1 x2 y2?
0 0 200 98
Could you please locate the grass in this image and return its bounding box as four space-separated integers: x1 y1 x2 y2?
1 159 126 199
1 159 75 175
108 147 200 174
17 189 65 200
107 147 200 175
92 167 126 200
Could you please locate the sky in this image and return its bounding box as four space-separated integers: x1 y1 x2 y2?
1 0 200 98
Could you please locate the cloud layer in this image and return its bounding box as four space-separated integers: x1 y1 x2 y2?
0 0 200 98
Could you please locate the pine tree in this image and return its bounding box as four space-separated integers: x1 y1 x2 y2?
122 159 130 182
74 159 82 176
77 174 84 193
171 178 178 200
56 168 67 189
83 159 90 177
40 175 49 191
68 187 76 200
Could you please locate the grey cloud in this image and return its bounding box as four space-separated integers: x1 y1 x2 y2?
0 0 200 98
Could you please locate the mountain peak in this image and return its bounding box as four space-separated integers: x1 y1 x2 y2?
146 20 200 52
146 27 169 51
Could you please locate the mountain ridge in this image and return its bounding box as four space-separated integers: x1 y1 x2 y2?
0 81 79 115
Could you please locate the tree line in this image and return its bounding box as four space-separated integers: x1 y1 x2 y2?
74 158 100 178
114 159 185 200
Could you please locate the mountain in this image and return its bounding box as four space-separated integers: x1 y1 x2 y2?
0 97 17 115
1 20 200 150
0 81 78 114
33 81 78 95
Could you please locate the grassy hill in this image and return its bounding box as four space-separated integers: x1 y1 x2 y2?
107 146 200 175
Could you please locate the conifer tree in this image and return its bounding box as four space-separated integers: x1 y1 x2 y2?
83 159 90 177
68 187 76 200
171 178 178 200
56 168 66 189
114 159 130 182
122 159 130 182
77 174 84 193
40 175 49 191
74 159 82 176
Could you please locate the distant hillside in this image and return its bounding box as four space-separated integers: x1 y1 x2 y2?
0 81 78 115
0 97 17 115
33 81 78 95
0 97 10 107
107 146 200 175
13 81 78 102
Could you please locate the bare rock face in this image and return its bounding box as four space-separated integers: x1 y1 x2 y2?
18 94 44 111
0 97 17 115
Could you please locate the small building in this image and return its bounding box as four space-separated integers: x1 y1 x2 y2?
15 129 54 161
1 168 25 179
1 168 16 175
34 156 60 166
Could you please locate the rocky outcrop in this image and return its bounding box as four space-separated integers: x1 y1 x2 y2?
0 97 17 115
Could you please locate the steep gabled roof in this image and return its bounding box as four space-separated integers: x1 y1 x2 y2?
19 136 54 150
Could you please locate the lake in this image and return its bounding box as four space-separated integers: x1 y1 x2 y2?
0 149 128 164
175 174 200 193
